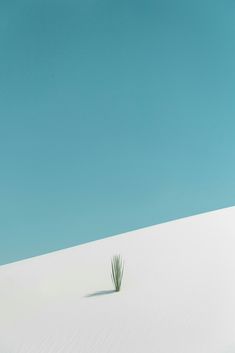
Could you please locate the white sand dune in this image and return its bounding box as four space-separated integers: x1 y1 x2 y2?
1 207 235 353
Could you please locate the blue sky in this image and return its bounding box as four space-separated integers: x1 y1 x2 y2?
1 0 235 265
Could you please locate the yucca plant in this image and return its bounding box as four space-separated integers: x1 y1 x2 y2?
111 255 124 292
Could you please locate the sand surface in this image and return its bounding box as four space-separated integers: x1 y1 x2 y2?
1 207 235 353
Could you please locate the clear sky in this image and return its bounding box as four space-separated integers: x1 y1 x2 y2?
1 0 235 265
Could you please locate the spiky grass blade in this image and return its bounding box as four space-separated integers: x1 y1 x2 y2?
111 255 124 292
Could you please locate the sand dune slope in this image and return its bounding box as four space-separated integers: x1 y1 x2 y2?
1 207 235 353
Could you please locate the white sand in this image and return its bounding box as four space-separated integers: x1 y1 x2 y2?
1 207 235 353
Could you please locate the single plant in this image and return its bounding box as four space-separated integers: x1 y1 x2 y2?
111 255 124 292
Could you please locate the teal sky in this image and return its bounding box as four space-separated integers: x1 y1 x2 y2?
1 0 235 265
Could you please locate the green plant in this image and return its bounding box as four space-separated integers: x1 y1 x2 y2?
111 255 124 292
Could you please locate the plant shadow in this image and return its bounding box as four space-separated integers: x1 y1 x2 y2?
85 289 116 298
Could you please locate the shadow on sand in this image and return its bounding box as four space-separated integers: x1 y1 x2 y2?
85 290 116 298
